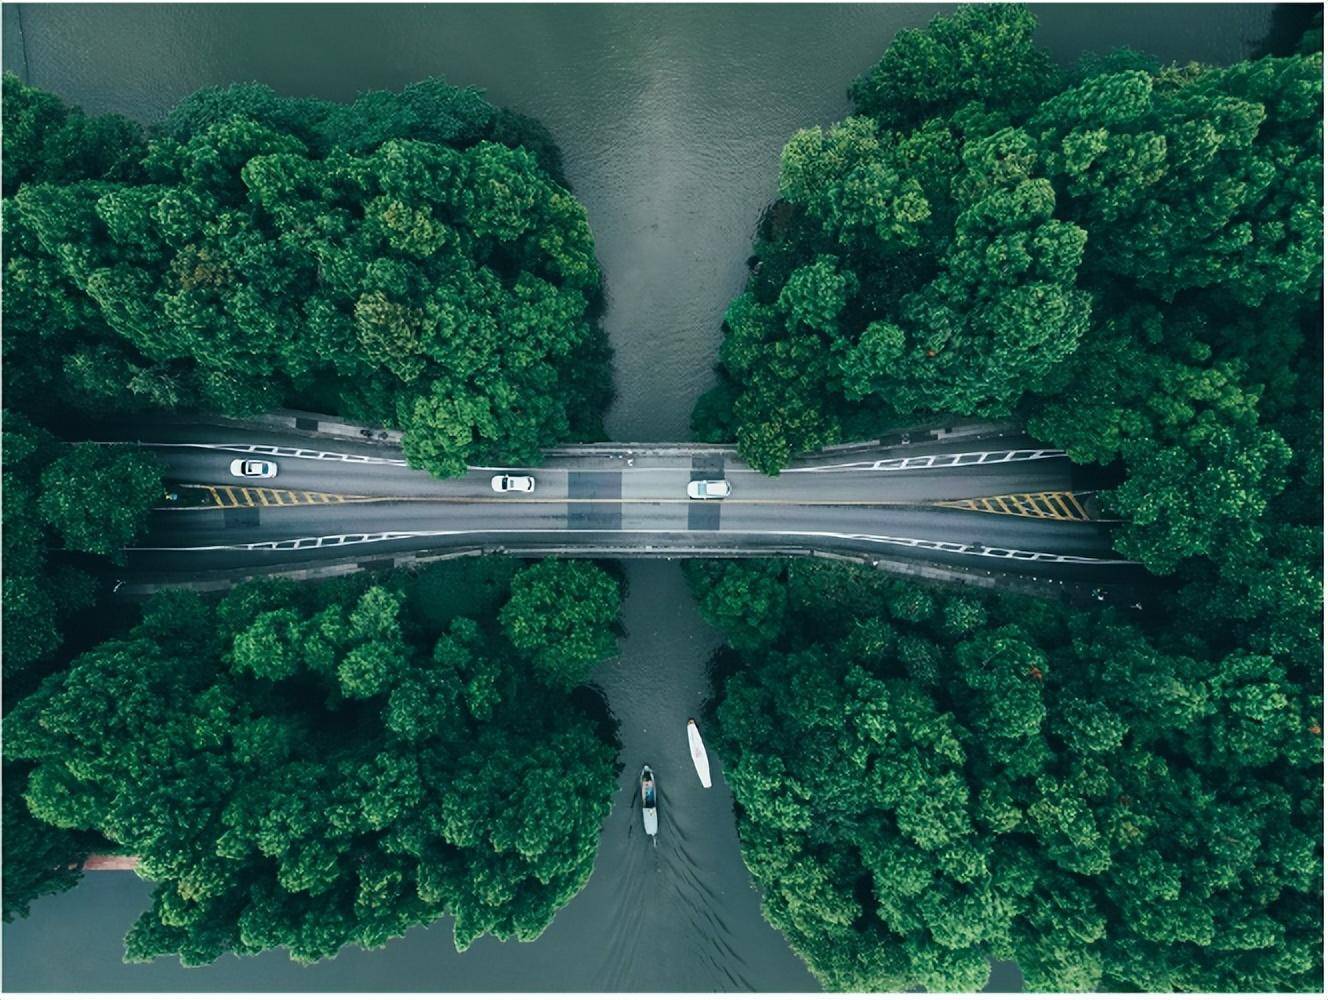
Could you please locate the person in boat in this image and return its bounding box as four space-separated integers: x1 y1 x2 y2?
642 774 656 808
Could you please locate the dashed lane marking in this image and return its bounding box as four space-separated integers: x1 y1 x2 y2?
125 527 1138 565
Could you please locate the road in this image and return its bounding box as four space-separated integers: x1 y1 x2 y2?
100 421 1139 584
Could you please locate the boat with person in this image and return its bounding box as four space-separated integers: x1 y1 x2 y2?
640 765 658 840
687 719 712 788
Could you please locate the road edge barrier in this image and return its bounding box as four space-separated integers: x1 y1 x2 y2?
142 409 1024 460
115 543 1132 607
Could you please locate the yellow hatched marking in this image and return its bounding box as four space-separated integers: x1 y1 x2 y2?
1065 493 1091 520
1045 493 1073 519
188 485 360 508
938 491 1092 522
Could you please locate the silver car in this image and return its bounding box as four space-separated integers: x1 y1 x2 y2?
687 479 732 500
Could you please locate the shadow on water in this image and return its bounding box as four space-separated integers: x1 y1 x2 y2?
568 682 622 761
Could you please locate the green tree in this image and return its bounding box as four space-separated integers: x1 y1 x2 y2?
498 561 621 689
5 562 622 964
37 443 165 559
2 766 101 922
686 560 1323 992
3 77 612 479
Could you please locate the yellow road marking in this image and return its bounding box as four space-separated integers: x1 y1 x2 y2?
937 491 1094 521
1045 493 1072 518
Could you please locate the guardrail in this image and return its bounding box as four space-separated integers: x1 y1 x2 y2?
134 408 1025 458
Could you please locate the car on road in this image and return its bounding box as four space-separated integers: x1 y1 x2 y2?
229 458 278 479
491 474 536 493
687 479 732 500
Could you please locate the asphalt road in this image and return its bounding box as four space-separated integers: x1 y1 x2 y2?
98 422 1138 583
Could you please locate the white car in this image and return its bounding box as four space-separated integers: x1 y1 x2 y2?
491 474 536 493
229 458 278 479
687 479 732 500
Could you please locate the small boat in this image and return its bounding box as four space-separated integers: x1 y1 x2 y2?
640 765 658 839
687 719 712 788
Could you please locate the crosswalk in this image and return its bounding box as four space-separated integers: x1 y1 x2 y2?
937 491 1093 521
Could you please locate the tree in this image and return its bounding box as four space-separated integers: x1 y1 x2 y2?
4 562 622 964
3 77 612 479
2 766 100 922
37 443 165 559
685 559 1323 992
498 561 622 689
848 4 1059 128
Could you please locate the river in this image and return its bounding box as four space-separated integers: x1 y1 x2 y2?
2 3 1272 991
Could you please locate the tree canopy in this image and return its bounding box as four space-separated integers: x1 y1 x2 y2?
693 5 1322 576
4 559 622 963
685 559 1322 992
687 6 1322 992
2 74 611 477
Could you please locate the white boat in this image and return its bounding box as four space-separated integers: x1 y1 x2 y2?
640 765 658 839
687 718 712 788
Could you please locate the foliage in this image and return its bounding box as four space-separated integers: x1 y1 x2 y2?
2 73 611 475
498 560 622 689
4 561 621 964
848 3 1058 128
689 10 1322 990
694 4 1322 572
687 560 1323 992
1 765 104 922
36 443 165 559
1 413 158 677
0 70 614 923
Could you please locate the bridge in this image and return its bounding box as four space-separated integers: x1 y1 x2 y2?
100 417 1142 592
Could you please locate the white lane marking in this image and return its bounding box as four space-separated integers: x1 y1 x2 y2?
127 528 1137 564
102 442 1065 476
789 448 1067 472
93 442 409 466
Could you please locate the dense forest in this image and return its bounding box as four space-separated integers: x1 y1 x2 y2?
6 558 624 962
2 416 166 921
688 4 1322 992
0 75 624 953
1 3 1322 989
2 73 612 476
686 558 1321 991
692 3 1321 572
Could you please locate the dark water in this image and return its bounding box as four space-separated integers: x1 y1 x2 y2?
3 3 1271 991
